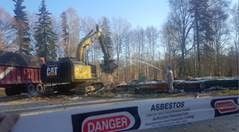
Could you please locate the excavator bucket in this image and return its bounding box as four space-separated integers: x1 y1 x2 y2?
100 59 118 74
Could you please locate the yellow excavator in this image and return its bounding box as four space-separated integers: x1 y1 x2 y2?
76 25 117 75
40 25 117 94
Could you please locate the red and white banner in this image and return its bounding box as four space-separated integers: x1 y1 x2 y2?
12 96 239 132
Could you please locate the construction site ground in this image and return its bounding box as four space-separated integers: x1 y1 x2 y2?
0 88 238 114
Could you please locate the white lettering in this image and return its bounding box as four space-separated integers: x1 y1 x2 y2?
101 119 109 130
47 66 58 76
116 117 121 128
95 121 102 131
87 122 95 132
85 116 130 132
109 118 115 129
121 117 128 128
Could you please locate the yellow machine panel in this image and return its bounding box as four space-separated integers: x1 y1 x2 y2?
73 64 92 80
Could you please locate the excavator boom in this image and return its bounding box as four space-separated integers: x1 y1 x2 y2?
76 25 117 73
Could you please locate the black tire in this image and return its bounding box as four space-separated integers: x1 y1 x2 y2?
5 86 22 96
5 88 17 96
36 84 46 95
26 84 39 97
58 86 70 93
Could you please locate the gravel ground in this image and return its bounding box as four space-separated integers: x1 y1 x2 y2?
133 114 239 132
0 95 135 113
0 93 209 113
0 90 238 113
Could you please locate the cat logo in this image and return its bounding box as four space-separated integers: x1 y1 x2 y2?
47 66 58 77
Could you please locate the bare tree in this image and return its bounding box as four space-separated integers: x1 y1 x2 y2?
0 8 15 51
135 28 146 79
145 26 159 79
209 0 230 76
60 11 69 57
111 18 131 81
161 21 179 78
190 0 213 76
63 8 80 57
231 1 239 75
80 17 98 63
167 0 193 78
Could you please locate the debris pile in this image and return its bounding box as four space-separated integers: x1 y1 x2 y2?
113 78 239 94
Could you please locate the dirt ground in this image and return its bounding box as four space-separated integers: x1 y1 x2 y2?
0 89 238 113
133 114 239 132
0 88 5 96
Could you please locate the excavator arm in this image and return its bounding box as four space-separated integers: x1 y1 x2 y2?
76 27 101 62
76 25 117 73
98 31 118 73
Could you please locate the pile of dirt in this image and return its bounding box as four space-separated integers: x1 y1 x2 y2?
0 52 40 67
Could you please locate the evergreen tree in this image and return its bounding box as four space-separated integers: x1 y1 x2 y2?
34 0 57 61
189 0 213 76
13 0 32 55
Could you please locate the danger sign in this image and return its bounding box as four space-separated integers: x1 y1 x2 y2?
211 97 239 117
215 100 238 113
72 107 141 132
82 113 133 132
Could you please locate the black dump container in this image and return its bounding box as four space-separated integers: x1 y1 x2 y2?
41 58 73 84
